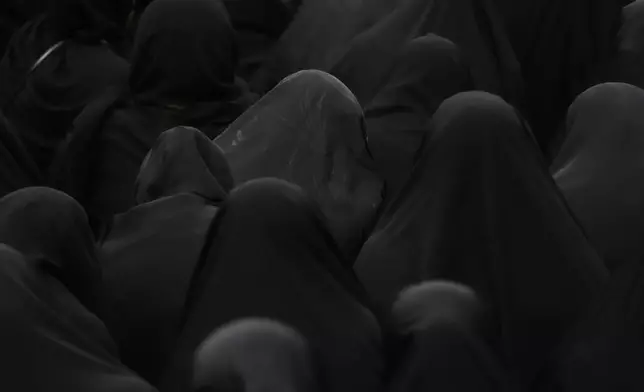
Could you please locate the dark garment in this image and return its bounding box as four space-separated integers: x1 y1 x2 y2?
494 0 623 149
0 115 41 196
159 178 385 392
0 245 156 392
355 92 608 386
0 15 129 172
223 0 294 82
366 35 472 205
616 0 644 89
215 70 384 262
50 0 253 229
98 126 231 384
0 187 101 311
390 323 516 392
250 0 395 93
416 0 522 106
551 83 644 272
539 261 644 392
194 319 319 392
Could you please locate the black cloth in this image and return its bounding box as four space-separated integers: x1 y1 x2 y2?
365 34 472 205
98 126 231 384
193 319 319 392
355 92 608 386
0 115 41 196
51 0 253 229
159 178 385 392
0 12 129 172
215 70 384 262
494 0 623 149
0 244 156 392
0 187 101 311
551 83 644 272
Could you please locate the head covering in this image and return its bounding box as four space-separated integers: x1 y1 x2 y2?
194 318 319 392
0 187 100 311
135 126 234 204
392 281 486 335
551 83 644 272
160 178 384 392
98 133 229 383
0 244 157 392
355 92 608 385
216 70 383 262
130 0 243 107
366 34 472 204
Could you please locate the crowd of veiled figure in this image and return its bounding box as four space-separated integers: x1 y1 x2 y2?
1 0 644 391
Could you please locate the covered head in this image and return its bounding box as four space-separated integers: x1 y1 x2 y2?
135 126 234 204
130 0 240 105
0 187 99 310
216 70 384 262
194 318 318 392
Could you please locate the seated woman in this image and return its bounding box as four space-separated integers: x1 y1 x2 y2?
0 188 155 392
97 126 233 385
0 0 131 173
551 83 644 272
355 92 608 387
365 34 472 205
215 70 384 263
193 318 318 392
159 178 385 392
388 281 515 392
51 0 255 231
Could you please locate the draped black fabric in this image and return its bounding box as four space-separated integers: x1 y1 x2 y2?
539 261 644 392
416 0 522 106
366 34 472 205
0 245 156 392
160 178 385 392
50 0 254 230
0 0 46 55
193 319 319 392
551 83 644 272
495 0 623 149
0 187 100 311
0 13 129 172
215 70 384 262
355 92 608 386
222 0 295 82
616 1 644 92
0 115 41 197
98 127 231 384
134 126 233 204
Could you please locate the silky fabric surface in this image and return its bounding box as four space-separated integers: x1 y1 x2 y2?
159 178 384 392
366 34 472 205
551 83 644 272
0 187 100 312
0 115 42 197
0 13 129 172
495 0 623 149
52 0 253 228
215 70 383 263
134 126 233 204
193 319 319 392
0 245 157 392
98 127 231 384
355 92 608 385
539 260 644 392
